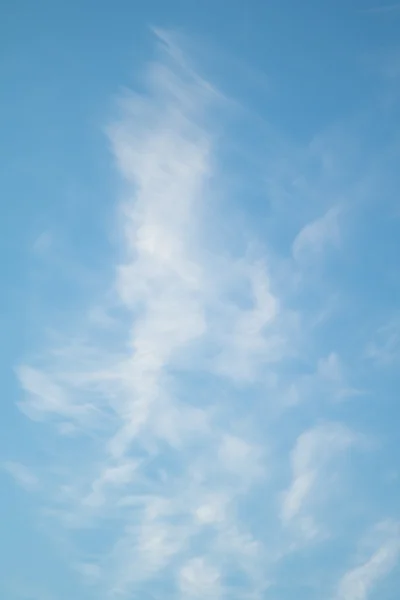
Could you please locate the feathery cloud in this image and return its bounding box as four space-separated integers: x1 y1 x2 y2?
336 521 400 600
11 26 396 600
281 422 356 537
3 461 39 492
292 206 341 263
15 30 278 598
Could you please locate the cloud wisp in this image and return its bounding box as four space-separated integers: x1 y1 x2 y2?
3 461 39 492
335 521 400 600
292 206 341 264
281 422 356 540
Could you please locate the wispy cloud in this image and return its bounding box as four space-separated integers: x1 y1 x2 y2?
3 461 39 491
335 521 400 600
178 557 222 599
32 230 53 255
11 26 397 600
292 206 341 263
365 315 400 366
15 30 278 598
281 422 356 538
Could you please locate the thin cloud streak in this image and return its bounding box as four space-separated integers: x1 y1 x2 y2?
292 206 341 263
3 461 39 492
335 521 400 600
282 423 356 537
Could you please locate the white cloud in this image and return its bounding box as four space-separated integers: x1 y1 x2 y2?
336 521 400 600
279 351 362 409
194 493 228 525
11 27 388 600
365 315 400 366
281 422 356 534
218 434 263 479
213 260 286 382
17 365 79 421
292 206 341 262
14 30 278 599
179 557 221 599
3 461 39 491
317 352 343 383
75 562 102 584
82 460 138 508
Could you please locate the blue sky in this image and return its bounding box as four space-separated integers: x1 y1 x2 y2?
1 1 400 599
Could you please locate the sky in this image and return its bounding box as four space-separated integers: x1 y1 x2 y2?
1 1 400 599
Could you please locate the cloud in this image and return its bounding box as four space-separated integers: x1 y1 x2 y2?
365 315 400 366
213 260 286 382
82 460 139 508
179 557 221 598
3 461 39 491
11 26 395 600
292 206 341 263
281 422 356 537
32 231 53 255
75 562 102 585
317 352 343 383
335 521 400 600
15 30 277 598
